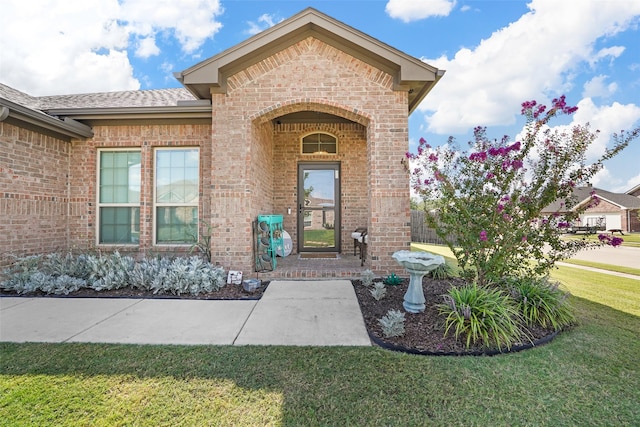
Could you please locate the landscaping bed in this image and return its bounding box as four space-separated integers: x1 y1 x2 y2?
0 281 268 300
352 277 559 356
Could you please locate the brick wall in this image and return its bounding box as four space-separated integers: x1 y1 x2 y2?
271 122 368 254
214 36 411 275
0 122 70 266
68 123 211 258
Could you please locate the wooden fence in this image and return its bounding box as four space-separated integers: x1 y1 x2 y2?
410 210 457 245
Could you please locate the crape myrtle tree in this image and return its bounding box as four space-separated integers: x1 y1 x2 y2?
408 96 639 286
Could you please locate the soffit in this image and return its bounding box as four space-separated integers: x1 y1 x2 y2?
175 7 443 112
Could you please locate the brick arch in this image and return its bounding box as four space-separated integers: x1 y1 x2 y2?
251 99 372 127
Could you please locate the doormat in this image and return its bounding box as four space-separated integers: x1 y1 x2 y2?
299 253 340 259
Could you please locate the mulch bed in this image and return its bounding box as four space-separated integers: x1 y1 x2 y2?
0 282 269 300
352 277 558 356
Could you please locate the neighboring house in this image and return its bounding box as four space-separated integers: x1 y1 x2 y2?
541 184 640 233
0 8 444 275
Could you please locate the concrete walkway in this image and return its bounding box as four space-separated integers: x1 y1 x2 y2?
0 280 372 347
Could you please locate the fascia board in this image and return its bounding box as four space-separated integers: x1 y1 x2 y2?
178 8 440 97
46 105 212 121
0 98 93 139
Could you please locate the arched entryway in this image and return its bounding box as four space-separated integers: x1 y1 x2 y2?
251 101 372 258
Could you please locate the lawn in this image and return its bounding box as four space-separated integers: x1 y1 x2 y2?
1 246 639 426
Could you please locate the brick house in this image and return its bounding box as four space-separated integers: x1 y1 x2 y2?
542 185 640 233
0 8 443 277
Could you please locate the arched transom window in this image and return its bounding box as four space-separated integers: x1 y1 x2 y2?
301 132 337 154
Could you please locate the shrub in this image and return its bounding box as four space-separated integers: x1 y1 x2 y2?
146 256 226 295
505 276 575 330
438 284 525 350
408 96 639 285
430 262 455 280
378 309 406 338
361 269 375 287
1 252 226 296
86 251 135 291
370 282 387 301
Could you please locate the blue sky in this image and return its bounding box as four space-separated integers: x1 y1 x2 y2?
1 0 639 192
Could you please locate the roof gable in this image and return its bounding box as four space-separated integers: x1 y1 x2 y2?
175 7 443 113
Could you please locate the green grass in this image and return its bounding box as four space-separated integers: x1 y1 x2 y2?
2 245 639 425
303 229 335 247
2 297 639 426
560 259 640 276
551 265 640 316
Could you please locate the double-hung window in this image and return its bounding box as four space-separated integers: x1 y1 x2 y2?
98 150 141 244
155 148 199 244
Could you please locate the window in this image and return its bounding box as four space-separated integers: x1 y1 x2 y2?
302 132 337 154
155 148 199 244
98 150 141 244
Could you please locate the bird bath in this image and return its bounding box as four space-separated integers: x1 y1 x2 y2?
392 250 445 313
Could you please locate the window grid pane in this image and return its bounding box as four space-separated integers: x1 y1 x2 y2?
302 133 337 154
99 207 140 244
155 149 199 244
98 151 141 245
99 151 141 204
156 207 198 244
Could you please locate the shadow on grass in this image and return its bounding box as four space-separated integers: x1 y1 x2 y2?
1 296 639 426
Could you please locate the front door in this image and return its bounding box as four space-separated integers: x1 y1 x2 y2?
297 163 341 252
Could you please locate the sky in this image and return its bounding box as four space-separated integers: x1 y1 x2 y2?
1 0 639 193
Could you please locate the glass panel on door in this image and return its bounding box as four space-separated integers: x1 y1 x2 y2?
298 164 340 251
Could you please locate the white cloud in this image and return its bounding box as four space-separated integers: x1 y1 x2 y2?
582 75 618 99
245 13 283 36
0 0 223 95
570 98 640 161
418 0 640 134
385 0 456 23
591 46 625 66
614 172 640 193
135 37 161 58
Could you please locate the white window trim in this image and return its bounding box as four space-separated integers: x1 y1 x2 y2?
96 148 141 246
153 147 200 246
300 131 338 155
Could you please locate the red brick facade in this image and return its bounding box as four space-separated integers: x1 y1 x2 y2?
1 24 422 276
0 123 70 265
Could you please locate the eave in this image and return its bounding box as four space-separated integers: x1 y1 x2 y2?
0 98 94 141
174 7 443 112
45 104 212 123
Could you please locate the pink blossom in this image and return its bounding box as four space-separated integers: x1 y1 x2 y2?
428 153 438 162
486 172 495 180
557 222 570 228
521 235 528 242
598 234 624 247
469 151 487 162
479 230 488 241
511 159 524 170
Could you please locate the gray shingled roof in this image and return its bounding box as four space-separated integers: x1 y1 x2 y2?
0 83 195 111
543 186 640 212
